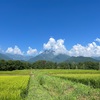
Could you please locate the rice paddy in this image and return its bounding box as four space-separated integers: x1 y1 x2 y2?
0 69 100 100
0 75 30 100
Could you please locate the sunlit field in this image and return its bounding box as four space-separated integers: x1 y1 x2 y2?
26 69 100 100
0 75 29 100
53 74 100 88
0 69 100 100
0 69 31 75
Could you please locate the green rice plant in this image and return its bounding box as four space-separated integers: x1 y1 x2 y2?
53 74 100 88
0 69 31 75
42 69 100 88
0 69 100 100
45 69 100 74
26 70 100 100
0 75 30 100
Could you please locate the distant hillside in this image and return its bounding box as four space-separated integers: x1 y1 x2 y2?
29 50 99 63
29 50 55 62
51 54 70 63
93 57 100 61
6 53 32 61
29 50 70 63
1 51 100 63
0 53 12 60
66 56 99 63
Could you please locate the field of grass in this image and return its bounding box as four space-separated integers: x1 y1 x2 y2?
47 69 100 88
0 69 31 75
26 70 100 100
41 69 100 74
53 73 100 88
0 69 100 100
0 75 29 100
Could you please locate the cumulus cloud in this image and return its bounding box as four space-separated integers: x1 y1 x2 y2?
95 38 100 43
27 47 38 55
69 42 100 57
68 44 86 57
43 38 68 55
6 45 23 55
43 37 100 57
2 37 100 57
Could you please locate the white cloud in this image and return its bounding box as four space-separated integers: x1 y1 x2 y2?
43 38 56 50
27 47 38 55
6 45 23 55
43 38 68 55
69 42 100 57
95 38 100 43
2 37 100 57
43 37 100 57
68 44 86 57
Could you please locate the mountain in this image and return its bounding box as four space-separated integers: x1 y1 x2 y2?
93 57 100 61
28 50 70 63
29 50 55 62
66 56 99 63
51 54 70 63
0 53 12 60
6 53 32 61
1 51 99 63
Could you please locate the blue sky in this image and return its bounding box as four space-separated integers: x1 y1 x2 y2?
0 0 100 56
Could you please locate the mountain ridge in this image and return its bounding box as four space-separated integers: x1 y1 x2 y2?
65 56 99 63
0 51 100 63
0 53 12 60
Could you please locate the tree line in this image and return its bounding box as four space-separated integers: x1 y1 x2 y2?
0 59 100 71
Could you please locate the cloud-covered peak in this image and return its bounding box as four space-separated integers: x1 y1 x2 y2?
43 38 68 55
6 45 23 55
27 47 38 55
43 37 100 57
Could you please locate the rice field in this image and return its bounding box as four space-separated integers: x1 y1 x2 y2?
0 74 30 100
52 73 100 88
40 69 100 88
0 69 31 75
26 69 100 100
0 69 100 100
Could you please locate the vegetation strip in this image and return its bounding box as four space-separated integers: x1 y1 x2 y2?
53 74 100 88
0 59 100 71
26 70 100 100
0 75 30 100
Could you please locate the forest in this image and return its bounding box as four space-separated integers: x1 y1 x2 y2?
0 59 99 71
